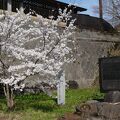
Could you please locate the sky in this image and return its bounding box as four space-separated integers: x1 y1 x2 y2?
59 0 99 17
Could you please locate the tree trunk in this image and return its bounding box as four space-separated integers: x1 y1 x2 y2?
3 84 15 110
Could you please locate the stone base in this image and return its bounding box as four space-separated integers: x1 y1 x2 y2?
58 100 120 120
104 91 120 103
75 100 120 120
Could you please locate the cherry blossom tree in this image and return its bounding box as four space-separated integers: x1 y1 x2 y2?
0 9 76 110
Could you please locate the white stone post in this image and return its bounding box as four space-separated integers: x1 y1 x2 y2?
19 2 24 13
57 70 66 105
7 0 12 12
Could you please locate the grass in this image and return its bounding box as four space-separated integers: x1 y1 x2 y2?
0 88 104 120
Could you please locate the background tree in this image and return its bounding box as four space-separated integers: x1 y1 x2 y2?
92 0 120 26
0 9 76 110
103 0 120 19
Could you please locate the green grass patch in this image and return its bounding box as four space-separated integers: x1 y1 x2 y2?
0 88 104 120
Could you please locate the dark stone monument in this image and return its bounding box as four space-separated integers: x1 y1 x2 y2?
99 57 120 103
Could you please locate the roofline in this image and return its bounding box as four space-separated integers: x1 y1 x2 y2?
21 0 87 12
55 0 87 12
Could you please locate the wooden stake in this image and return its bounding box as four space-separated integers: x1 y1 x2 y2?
7 0 12 12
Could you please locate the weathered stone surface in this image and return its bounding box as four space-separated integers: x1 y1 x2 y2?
75 101 120 120
97 102 120 119
65 31 120 88
104 91 120 103
58 100 120 120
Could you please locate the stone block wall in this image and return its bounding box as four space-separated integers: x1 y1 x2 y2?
65 30 120 88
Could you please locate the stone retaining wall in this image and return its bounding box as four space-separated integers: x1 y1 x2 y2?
65 30 120 88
